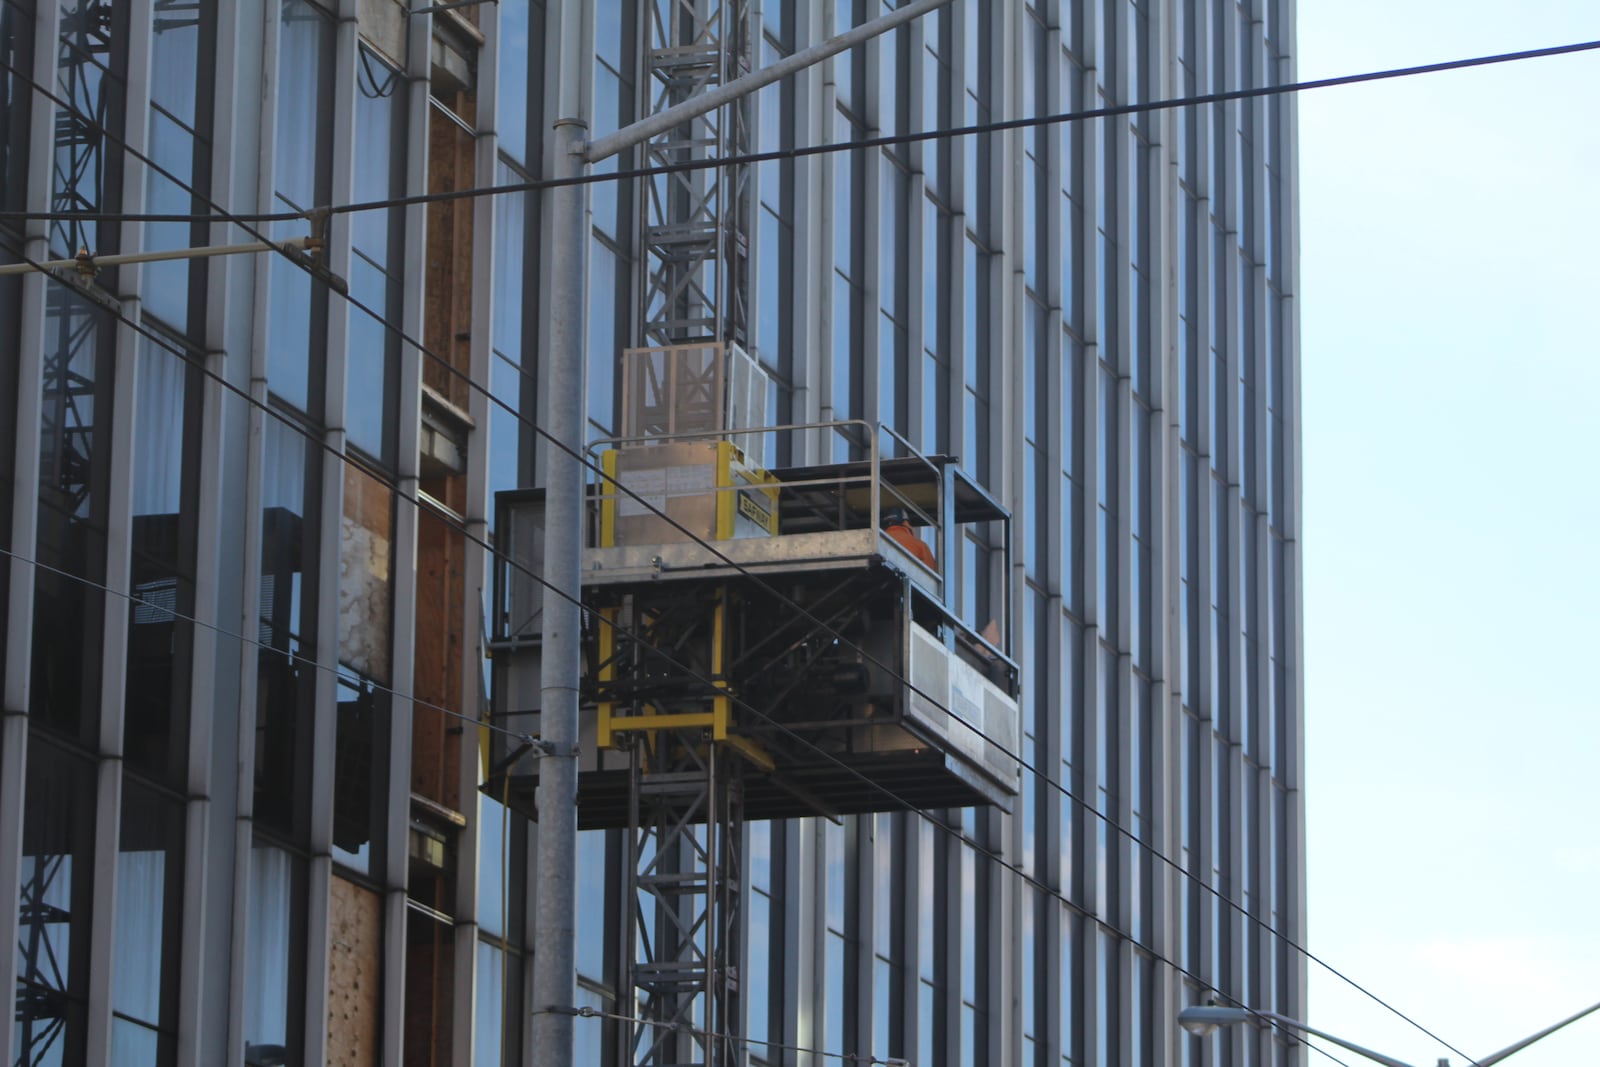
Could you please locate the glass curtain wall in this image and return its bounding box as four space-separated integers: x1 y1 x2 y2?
0 0 1299 1062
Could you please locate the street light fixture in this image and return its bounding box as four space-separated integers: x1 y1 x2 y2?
1177 998 1600 1067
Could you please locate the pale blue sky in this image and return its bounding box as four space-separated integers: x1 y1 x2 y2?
1299 3 1600 1066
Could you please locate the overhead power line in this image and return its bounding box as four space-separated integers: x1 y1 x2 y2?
0 31 1480 1057
0 30 1524 1064
0 235 1235 1053
0 220 1445 1065
0 227 1357 1067
2 36 1597 228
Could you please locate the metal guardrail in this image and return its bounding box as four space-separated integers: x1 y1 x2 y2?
492 419 1013 660
585 417 945 576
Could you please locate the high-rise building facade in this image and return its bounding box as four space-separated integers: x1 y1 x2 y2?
0 1 1302 1065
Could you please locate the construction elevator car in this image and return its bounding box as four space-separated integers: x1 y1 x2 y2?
487 343 1022 827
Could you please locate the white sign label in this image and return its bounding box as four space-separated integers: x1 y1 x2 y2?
618 468 666 517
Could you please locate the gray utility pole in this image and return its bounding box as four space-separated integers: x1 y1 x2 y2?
529 2 956 1066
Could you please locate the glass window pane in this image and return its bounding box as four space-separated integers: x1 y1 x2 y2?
748 888 771 1055
498 0 530 164
111 1018 161 1065
32 290 114 743
113 780 185 1061
17 740 98 1065
244 844 304 1057
0 2 36 222
256 417 320 840
268 0 334 414
142 108 197 328
576 829 608 980
475 941 506 1067
127 337 197 784
587 241 618 435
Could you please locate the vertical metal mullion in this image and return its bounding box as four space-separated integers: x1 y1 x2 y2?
940 823 961 1064
855 811 878 1063
1214 0 1249 1020
816 0 841 437
86 5 155 1046
989 4 1025 1065
905 168 930 451
790 815 819 1066
101 0 153 763
1182 0 1226 1024
790 7 825 458
186 0 263 1058
299 6 361 1064
456 0 506 1051
0 0 56 1056
453 29 504 1063
1037 33 1072 1052
621 745 642 1067
380 0 433 1052
861 136 883 432
0 42 63 1067
897 817 921 1067
84 752 123 1064
1109 29 1138 1037
223 0 292 1056
1144 2 1180 1063
10 1 105 1064
1074 8 1104 1027
1275 0 1307 1036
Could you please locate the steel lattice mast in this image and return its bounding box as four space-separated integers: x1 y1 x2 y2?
637 0 753 350
623 4 753 1062
532 8 958 1067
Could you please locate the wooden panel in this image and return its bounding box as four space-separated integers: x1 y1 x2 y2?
328 876 382 1067
356 0 407 66
423 94 476 415
340 463 394 682
412 508 463 812
403 910 454 1067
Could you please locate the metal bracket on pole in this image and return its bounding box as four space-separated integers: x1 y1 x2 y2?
0 235 323 278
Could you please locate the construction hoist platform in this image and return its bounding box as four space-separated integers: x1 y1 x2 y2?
488 343 1021 1067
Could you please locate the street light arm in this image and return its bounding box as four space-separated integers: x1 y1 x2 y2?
583 0 953 164
1254 1011 1420 1067
1472 998 1600 1066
